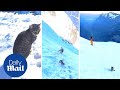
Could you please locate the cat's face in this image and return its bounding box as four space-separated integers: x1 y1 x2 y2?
29 24 41 35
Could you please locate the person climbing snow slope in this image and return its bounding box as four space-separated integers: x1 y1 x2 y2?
90 36 93 46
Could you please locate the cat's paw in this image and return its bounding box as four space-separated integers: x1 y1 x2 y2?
30 50 32 54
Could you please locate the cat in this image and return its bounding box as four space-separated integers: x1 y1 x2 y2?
13 24 41 59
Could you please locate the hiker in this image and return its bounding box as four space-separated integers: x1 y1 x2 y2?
90 36 93 46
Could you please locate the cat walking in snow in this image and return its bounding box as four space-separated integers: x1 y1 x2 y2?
58 47 64 54
111 66 115 71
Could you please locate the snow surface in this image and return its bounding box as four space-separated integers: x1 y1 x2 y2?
42 11 79 50
108 13 118 19
0 12 41 79
42 20 79 79
102 12 119 19
80 37 120 79
65 11 79 29
80 11 120 14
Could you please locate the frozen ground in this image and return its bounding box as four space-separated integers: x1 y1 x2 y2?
0 12 41 79
80 37 120 79
42 11 79 49
42 16 79 79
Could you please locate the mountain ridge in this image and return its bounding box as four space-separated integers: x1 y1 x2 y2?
80 12 120 43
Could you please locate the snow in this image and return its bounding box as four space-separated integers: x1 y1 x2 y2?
65 11 79 29
42 20 79 79
102 12 119 19
80 37 120 79
80 11 120 14
42 11 79 49
108 13 119 19
0 12 41 79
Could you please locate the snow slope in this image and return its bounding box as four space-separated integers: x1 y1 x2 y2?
42 11 79 49
80 37 120 79
42 21 79 79
65 11 79 29
0 12 41 79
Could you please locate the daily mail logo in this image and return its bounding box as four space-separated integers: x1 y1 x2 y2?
4 54 27 77
7 60 24 71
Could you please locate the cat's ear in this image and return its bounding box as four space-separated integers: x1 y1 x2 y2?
38 23 41 28
38 23 41 26
29 24 33 29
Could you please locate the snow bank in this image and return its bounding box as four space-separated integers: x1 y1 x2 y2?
42 11 79 49
0 12 41 79
80 37 120 79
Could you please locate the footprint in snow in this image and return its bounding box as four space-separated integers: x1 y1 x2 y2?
34 53 41 59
